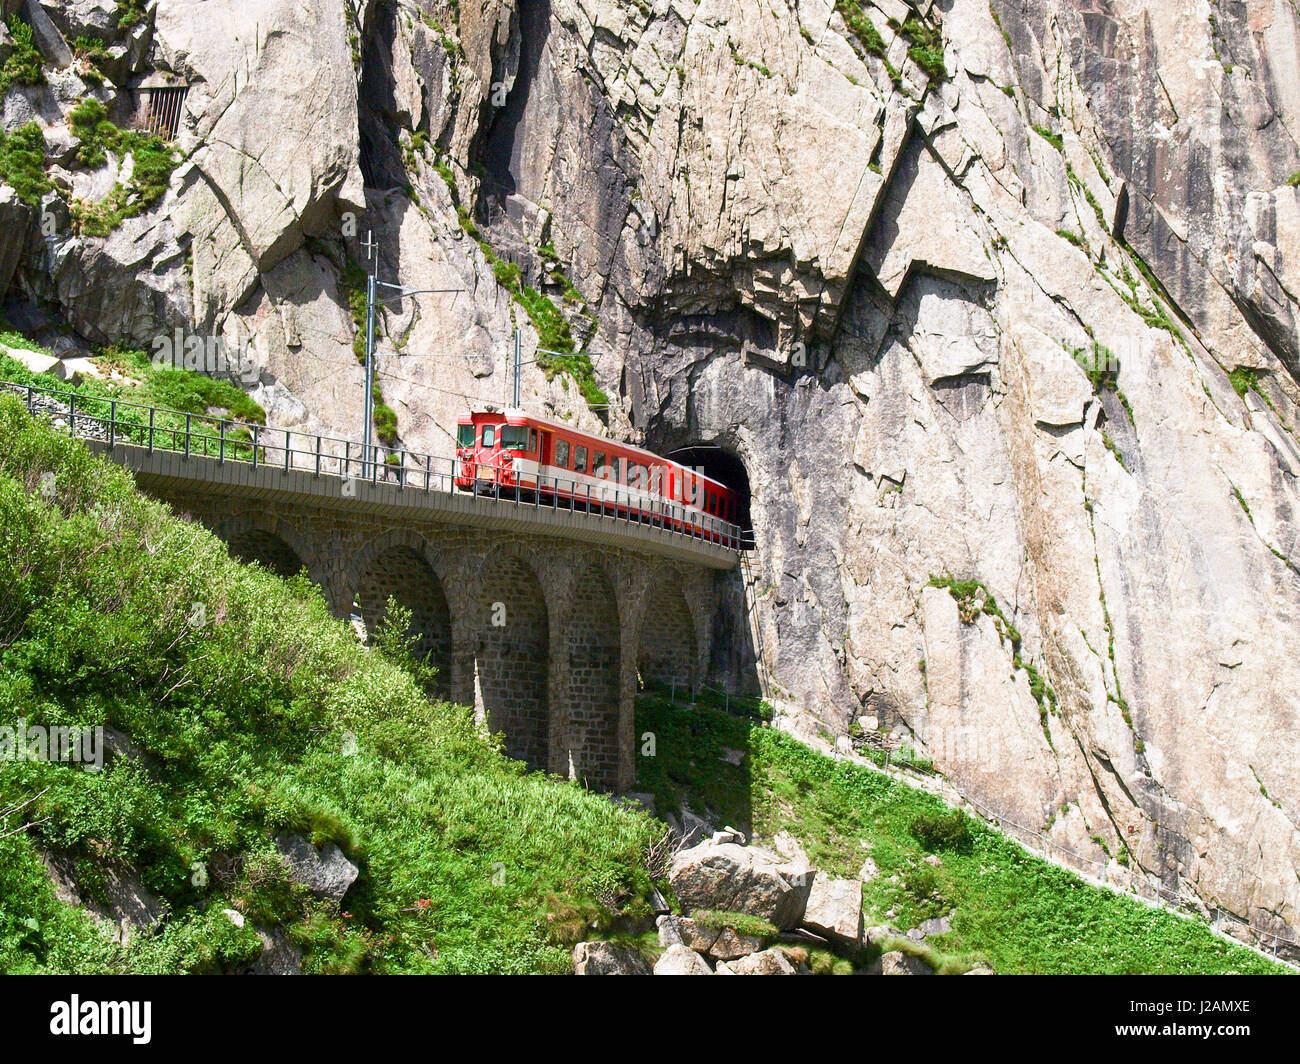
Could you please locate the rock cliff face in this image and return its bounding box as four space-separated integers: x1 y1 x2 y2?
3 0 1298 950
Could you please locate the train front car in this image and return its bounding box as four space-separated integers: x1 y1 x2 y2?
455 411 540 492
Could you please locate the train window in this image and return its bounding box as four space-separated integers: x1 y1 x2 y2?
707 491 716 513
501 425 529 451
593 452 606 477
457 424 475 447
482 425 496 448
574 446 588 473
555 440 570 468
529 429 538 451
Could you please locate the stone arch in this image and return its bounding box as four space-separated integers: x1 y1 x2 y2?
638 579 699 693
352 533 453 696
474 554 551 772
226 527 307 579
556 563 622 790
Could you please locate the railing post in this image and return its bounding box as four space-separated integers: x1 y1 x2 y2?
68 393 76 437
284 429 291 473
108 400 116 449
148 406 154 452
219 421 226 463
252 424 259 469
25 384 33 413
184 414 191 458
315 435 321 478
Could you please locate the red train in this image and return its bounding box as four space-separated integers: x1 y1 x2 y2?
454 410 741 544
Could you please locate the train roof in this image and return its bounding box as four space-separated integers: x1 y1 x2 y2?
459 408 736 494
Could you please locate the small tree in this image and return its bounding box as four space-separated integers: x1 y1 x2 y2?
371 597 439 696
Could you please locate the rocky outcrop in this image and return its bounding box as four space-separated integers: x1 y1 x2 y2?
880 950 934 976
572 940 651 975
801 876 864 948
652 942 713 975
669 840 814 931
727 948 798 975
273 834 359 902
42 850 164 945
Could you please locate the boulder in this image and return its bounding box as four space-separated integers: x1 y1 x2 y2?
881 950 934 976
669 842 815 930
652 943 712 975
919 915 952 937
572 941 651 976
858 856 879 883
23 1 72 67
672 917 766 960
728 949 798 975
42 851 163 945
2 342 57 374
273 833 358 902
801 876 864 947
38 1 123 42
665 805 715 848
656 914 683 947
247 927 303 975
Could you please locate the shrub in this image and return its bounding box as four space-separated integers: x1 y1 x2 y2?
0 15 45 94
0 123 53 205
909 810 972 852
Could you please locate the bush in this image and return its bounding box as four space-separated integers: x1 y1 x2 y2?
0 123 52 205
0 15 45 94
910 810 972 852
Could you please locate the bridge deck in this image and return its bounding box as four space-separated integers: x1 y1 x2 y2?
87 441 740 569
7 381 742 568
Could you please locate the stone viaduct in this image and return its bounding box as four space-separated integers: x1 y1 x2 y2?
85 436 740 793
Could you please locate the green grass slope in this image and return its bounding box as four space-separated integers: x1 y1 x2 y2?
0 393 658 973
636 691 1287 975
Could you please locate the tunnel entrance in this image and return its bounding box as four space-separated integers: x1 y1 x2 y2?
664 445 753 545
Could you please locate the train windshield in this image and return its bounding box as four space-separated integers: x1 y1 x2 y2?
500 426 530 451
457 424 476 447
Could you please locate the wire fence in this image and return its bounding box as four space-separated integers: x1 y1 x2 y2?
4 380 749 551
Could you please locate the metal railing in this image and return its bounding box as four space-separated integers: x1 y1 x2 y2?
5 381 749 552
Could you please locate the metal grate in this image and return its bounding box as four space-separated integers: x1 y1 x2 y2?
136 85 188 140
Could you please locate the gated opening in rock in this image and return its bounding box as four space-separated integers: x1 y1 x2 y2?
134 78 188 140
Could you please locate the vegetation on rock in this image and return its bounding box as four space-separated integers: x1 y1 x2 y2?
0 15 45 95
